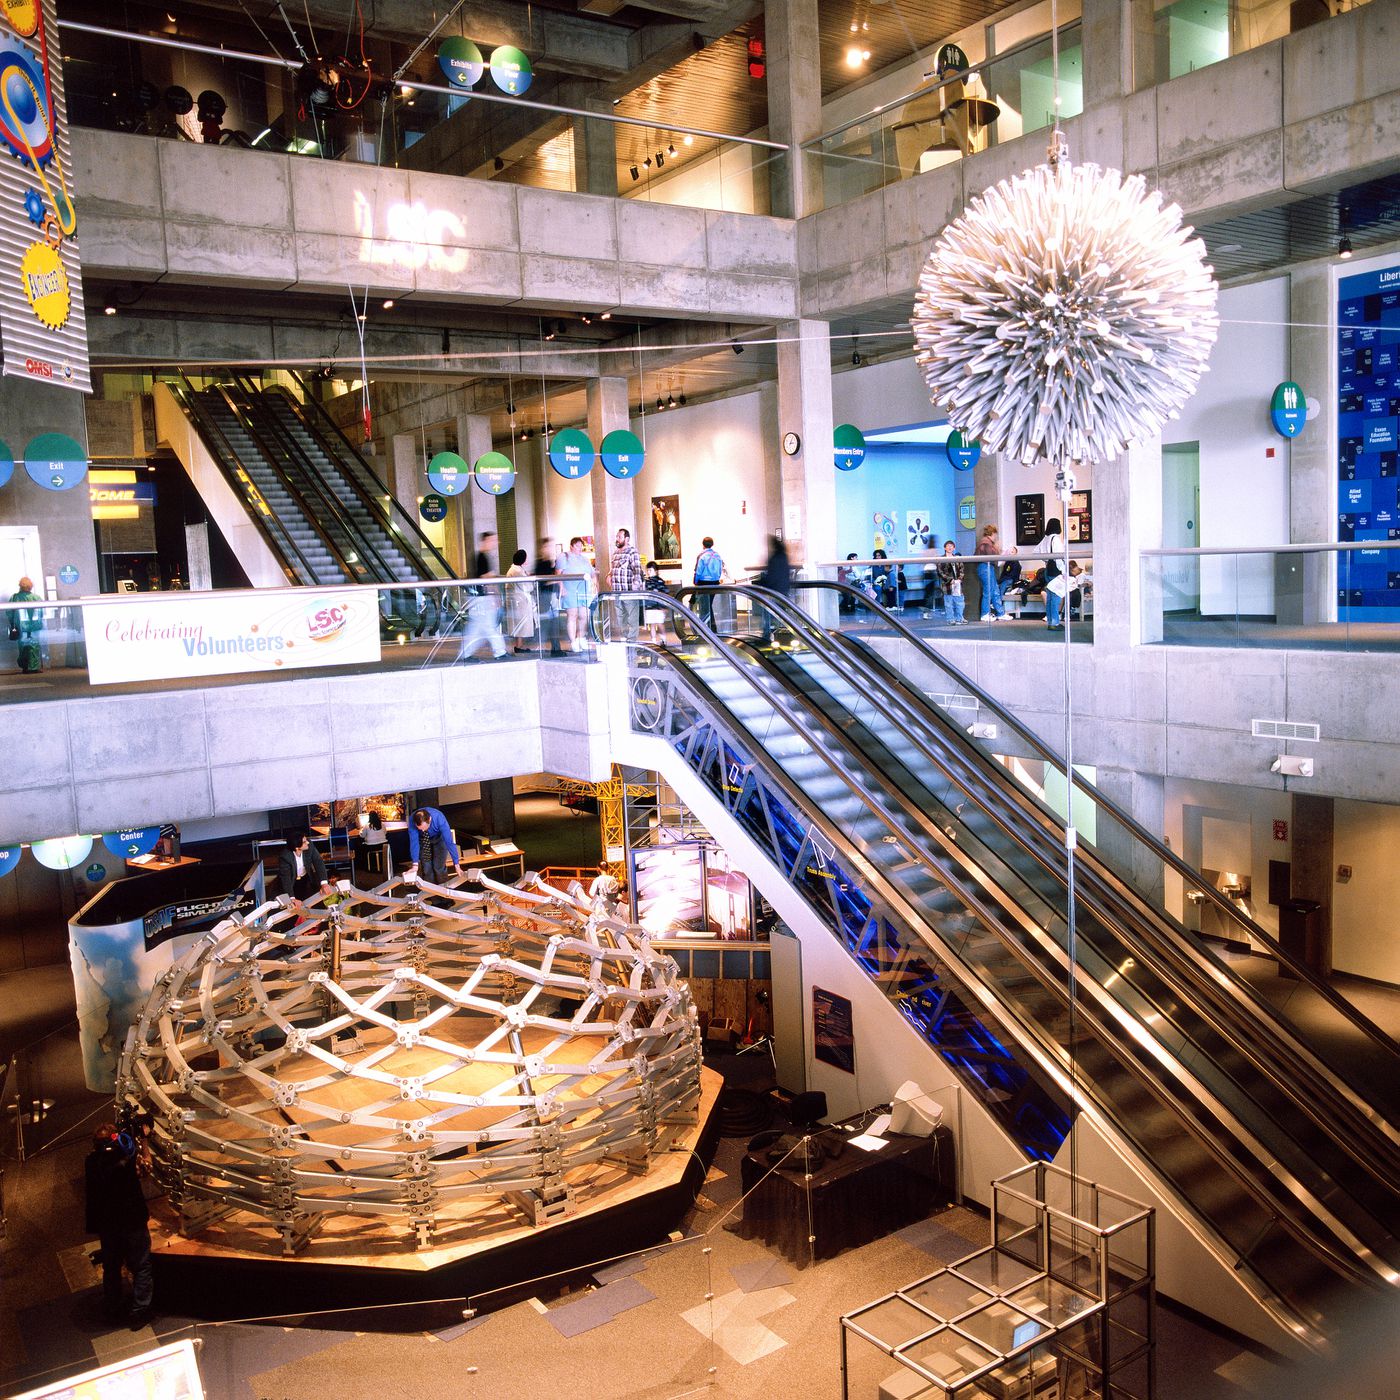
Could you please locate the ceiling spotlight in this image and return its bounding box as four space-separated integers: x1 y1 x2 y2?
656 152 664 168
581 313 592 325
845 45 869 67
643 155 652 168
357 312 367 322
852 350 864 365
630 165 640 181
506 400 515 414
667 393 676 408
400 83 413 96
104 303 117 316
1339 234 1353 259
656 396 664 411
731 340 744 355
678 392 687 407
600 310 612 320
521 427 532 440
381 298 395 310
493 156 505 172
683 134 694 146
544 324 556 341
667 142 676 156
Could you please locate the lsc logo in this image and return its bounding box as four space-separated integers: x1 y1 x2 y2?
307 601 350 643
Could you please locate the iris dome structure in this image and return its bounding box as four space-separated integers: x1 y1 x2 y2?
117 871 703 1257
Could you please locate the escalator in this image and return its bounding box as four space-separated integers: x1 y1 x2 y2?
595 584 1400 1347
156 373 453 589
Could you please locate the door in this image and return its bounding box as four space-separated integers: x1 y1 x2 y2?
0 525 43 596
1161 443 1200 612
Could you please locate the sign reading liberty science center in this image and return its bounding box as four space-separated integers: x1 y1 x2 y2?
1337 262 1400 622
81 590 381 686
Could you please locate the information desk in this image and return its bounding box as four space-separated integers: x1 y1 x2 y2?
736 1122 954 1265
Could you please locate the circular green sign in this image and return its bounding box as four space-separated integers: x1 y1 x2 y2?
600 429 644 479
420 492 449 522
946 429 982 470
489 45 533 95
427 450 469 496
547 428 595 479
24 431 86 492
473 450 516 495
438 36 484 89
0 437 12 489
834 422 866 472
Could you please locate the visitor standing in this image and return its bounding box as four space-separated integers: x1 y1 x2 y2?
532 538 565 656
976 524 1007 621
756 534 792 642
560 536 595 652
692 536 726 624
608 527 644 641
406 807 459 885
85 1125 153 1325
505 548 538 653
937 541 966 625
9 575 42 674
1039 517 1066 630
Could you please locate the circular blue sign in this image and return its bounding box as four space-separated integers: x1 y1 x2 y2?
58 563 79 585
24 431 87 492
946 429 982 470
0 437 12 489
474 451 516 495
438 36 484 89
427 450 470 496
85 862 107 882
1270 381 1306 438
102 826 160 859
0 845 20 878
489 45 533 95
600 429 645 479
834 423 866 471
419 492 449 523
31 835 93 870
547 428 595 480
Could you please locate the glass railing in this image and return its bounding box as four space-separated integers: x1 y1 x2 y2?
814 552 1094 642
1147 0 1373 86
58 21 787 217
1141 542 1400 651
804 24 1082 209
0 577 595 701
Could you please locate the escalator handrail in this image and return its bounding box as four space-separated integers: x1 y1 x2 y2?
277 375 455 581
164 377 327 587
791 578 1399 1060
689 583 1400 1178
590 588 1384 1311
221 379 405 586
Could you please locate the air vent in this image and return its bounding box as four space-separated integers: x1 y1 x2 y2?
928 692 979 712
1251 719 1320 742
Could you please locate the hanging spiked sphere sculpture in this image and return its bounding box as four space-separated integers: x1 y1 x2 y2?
911 140 1219 468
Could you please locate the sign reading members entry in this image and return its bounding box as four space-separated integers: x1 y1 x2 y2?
812 986 855 1073
834 423 866 471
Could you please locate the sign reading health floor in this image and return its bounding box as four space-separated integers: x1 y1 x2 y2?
81 589 381 686
548 428 595 479
427 450 469 496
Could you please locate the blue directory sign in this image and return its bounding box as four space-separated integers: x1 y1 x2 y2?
85 863 107 882
0 437 12 489
1337 264 1400 622
490 45 533 95
438 36 484 89
834 423 866 471
547 428 595 479
0 845 19 878
600 429 644 479
419 493 448 523
946 429 982 470
24 431 86 491
103 826 160 859
1270 382 1306 437
473 450 516 495
58 563 79 584
427 450 470 496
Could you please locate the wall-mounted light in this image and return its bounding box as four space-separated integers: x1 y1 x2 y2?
381 298 395 310
104 304 117 316
1339 235 1353 259
600 310 612 320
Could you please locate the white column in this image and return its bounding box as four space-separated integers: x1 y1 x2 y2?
389 433 421 521
775 319 836 574
456 412 496 572
587 377 638 581
1288 266 1335 624
1092 437 1162 649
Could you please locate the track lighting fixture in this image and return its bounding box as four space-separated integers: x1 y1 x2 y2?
683 134 693 146
643 156 652 168
581 313 592 325
655 152 664 168
1339 234 1352 259
656 396 664 411
678 392 687 407
493 156 505 172
731 340 744 355
600 310 612 320
852 350 864 366
544 324 556 341
630 165 639 181
667 143 676 156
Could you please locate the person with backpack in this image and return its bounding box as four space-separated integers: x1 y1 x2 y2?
9 576 42 674
692 536 726 625
1039 517 1067 630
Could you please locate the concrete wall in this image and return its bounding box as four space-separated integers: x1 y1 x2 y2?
0 659 610 848
74 130 799 323
1332 797 1400 984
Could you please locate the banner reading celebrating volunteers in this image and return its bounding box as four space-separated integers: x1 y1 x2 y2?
0 0 89 390
82 590 381 685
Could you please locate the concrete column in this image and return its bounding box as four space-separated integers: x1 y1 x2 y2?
776 319 836 575
587 377 638 581
765 0 822 218
1289 792 1333 975
573 102 618 198
1091 436 1162 650
1287 267 1335 624
1094 768 1166 906
456 413 496 574
389 432 422 522
1080 0 1136 104
479 777 516 838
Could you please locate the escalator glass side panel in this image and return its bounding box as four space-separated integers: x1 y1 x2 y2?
661 694 1072 1160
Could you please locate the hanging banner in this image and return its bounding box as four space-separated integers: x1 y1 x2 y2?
1270 381 1306 438
600 429 644 479
489 45 533 95
426 450 469 496
945 429 981 470
834 422 865 471
437 36 484 89
0 0 90 390
81 589 381 686
23 428 84 490
473 450 515 495
547 427 595 479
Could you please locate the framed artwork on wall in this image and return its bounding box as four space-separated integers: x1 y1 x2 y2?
651 495 681 567
1068 489 1093 544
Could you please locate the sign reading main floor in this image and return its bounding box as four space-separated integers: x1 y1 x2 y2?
81 589 381 685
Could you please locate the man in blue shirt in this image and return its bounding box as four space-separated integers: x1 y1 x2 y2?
407 806 459 885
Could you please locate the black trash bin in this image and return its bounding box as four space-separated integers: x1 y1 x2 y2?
1278 897 1322 979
